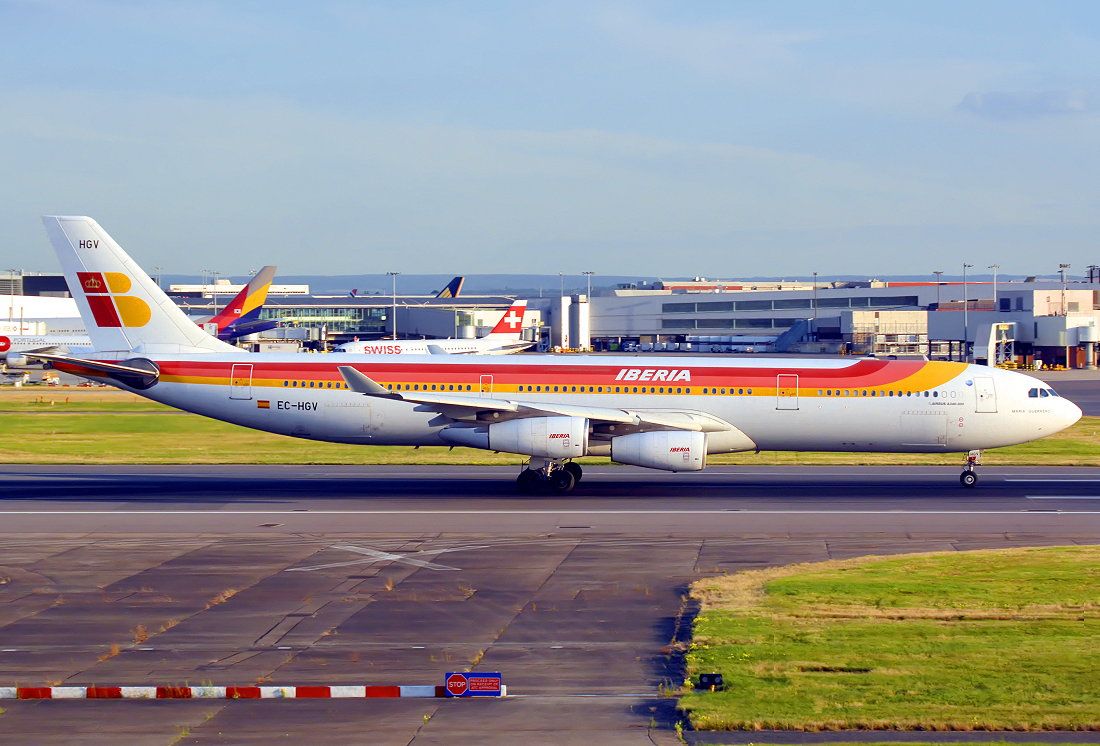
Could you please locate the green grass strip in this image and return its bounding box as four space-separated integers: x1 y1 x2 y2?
2 394 1099 464
682 546 1100 731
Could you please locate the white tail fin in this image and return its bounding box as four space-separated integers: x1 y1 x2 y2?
42 216 236 354
485 300 527 340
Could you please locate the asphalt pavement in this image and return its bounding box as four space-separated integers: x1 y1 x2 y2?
0 465 1096 744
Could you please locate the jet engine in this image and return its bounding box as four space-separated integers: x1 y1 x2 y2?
4 352 30 368
611 430 706 472
440 416 588 458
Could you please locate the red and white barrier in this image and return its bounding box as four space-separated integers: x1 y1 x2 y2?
0 684 509 700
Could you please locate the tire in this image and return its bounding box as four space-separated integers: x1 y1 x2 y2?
563 462 583 484
548 469 576 494
517 469 542 493
960 471 978 488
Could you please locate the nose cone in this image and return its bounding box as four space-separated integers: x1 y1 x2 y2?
1059 397 1084 431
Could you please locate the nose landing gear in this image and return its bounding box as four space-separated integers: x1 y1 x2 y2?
960 450 981 488
517 460 582 494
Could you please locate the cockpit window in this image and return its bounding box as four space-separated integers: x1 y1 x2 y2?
1028 388 1039 398
1039 389 1049 398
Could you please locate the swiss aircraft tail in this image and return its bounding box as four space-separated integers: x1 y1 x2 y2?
484 300 527 340
434 276 465 299
42 216 236 354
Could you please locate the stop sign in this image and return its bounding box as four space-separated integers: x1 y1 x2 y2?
445 673 468 697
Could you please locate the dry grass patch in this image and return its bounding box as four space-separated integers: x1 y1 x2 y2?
205 588 238 609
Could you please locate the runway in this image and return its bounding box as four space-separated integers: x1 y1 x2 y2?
0 465 1096 744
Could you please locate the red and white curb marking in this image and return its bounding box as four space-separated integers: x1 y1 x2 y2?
0 684 505 700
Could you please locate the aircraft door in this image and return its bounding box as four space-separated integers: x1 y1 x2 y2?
364 404 384 439
973 376 997 413
229 363 253 400
479 374 494 397
776 373 799 410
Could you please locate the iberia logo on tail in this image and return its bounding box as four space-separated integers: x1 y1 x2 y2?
76 272 151 328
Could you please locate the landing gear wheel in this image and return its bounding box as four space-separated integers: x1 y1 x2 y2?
548 469 576 494
960 471 978 488
517 469 542 493
563 462 583 484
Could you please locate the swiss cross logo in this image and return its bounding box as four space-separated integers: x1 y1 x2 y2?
500 311 522 330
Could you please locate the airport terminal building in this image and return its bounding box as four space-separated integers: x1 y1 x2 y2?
7 271 1100 368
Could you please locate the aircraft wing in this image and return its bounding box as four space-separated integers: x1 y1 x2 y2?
336 366 732 433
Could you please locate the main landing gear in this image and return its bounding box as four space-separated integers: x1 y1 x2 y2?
517 460 582 494
960 450 981 488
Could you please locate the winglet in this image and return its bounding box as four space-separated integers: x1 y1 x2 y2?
337 366 393 396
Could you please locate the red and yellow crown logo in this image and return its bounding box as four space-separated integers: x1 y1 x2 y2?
75 272 151 328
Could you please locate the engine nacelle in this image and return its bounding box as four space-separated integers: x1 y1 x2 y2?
491 416 587 458
441 416 587 458
611 430 706 472
4 352 30 368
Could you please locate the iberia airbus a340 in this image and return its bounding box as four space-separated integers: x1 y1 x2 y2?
29 217 1081 492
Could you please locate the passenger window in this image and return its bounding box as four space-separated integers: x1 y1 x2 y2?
933 391 938 398
747 389 752 395
309 381 315 388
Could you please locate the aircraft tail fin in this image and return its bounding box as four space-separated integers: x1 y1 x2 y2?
485 300 527 339
206 265 277 333
42 216 236 354
434 276 465 299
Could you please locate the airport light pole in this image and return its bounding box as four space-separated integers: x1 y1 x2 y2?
582 271 594 299
962 263 973 362
387 271 400 340
211 271 220 308
6 268 17 322
559 272 565 298
1059 263 1071 316
811 271 818 341
933 270 944 306
988 264 1000 311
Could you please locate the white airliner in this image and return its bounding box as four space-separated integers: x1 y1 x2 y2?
28 217 1082 492
334 300 532 356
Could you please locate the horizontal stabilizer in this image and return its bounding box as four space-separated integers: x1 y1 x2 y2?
22 352 159 389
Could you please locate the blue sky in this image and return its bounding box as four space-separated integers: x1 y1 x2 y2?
2 1 1098 277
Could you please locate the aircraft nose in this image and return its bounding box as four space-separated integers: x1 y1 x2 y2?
1062 398 1083 429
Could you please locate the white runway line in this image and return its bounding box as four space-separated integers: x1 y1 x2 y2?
1026 495 1100 500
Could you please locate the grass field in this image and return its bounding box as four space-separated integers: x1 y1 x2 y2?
2 386 1099 464
681 546 1100 732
